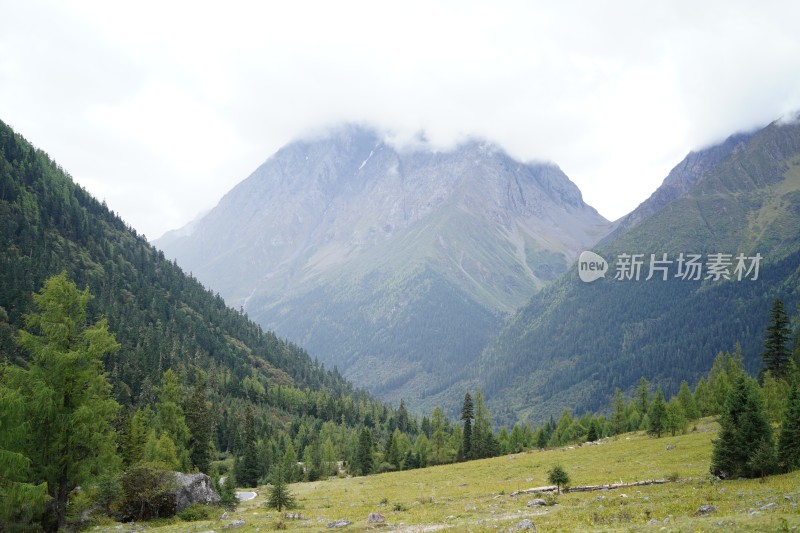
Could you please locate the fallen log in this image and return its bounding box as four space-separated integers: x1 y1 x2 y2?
510 479 668 497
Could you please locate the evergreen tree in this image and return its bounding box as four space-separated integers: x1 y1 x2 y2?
548 464 570 494
693 377 712 416
155 369 191 471
762 298 792 379
664 397 687 436
0 374 47 530
185 377 213 473
472 389 496 459
711 373 775 479
677 380 699 421
460 392 474 460
586 418 600 442
123 407 150 466
635 377 650 416
218 469 238 510
611 388 627 435
777 382 800 472
237 407 262 487
266 464 296 512
12 274 121 529
647 388 666 438
430 407 448 464
354 427 373 475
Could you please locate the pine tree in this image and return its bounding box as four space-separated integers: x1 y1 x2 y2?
266 464 296 512
762 298 792 379
548 464 570 494
237 406 262 487
460 392 474 461
354 427 373 475
611 388 627 435
123 407 150 466
185 377 213 473
647 388 666 438
430 407 448 464
635 377 650 416
154 369 191 471
777 382 800 472
677 380 699 421
711 373 775 479
13 273 121 529
664 397 687 436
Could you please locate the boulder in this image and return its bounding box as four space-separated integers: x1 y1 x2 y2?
174 472 220 513
508 519 536 531
366 512 386 523
527 499 547 507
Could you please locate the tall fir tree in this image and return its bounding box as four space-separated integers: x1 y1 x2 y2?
711 373 775 479
460 392 474 461
777 381 800 472
354 427 373 475
154 369 191 471
762 298 791 379
611 388 627 435
12 274 121 529
237 406 263 487
647 388 666 438
266 464 296 512
635 377 650 416
185 377 213 473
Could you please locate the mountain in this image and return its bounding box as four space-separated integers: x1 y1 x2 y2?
156 125 612 411
0 118 387 447
479 114 800 427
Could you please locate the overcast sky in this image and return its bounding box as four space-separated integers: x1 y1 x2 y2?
2 1 799 240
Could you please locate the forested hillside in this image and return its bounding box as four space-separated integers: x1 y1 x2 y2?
0 119 427 528
479 116 800 427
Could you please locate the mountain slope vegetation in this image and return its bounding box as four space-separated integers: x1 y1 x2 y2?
479 115 800 427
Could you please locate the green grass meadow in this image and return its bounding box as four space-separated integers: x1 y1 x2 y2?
97 419 800 532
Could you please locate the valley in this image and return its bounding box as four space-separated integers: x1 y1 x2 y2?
102 419 800 532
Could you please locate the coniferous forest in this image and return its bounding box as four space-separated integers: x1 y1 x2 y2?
2 117 800 531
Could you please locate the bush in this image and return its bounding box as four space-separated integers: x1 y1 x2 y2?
117 462 178 520
177 503 216 521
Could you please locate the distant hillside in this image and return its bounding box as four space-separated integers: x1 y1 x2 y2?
0 118 384 442
479 115 800 427
156 125 612 411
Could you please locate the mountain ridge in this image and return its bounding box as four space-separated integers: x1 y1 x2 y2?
478 115 800 426
156 124 612 411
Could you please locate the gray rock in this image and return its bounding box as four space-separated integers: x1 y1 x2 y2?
508 519 536 531
174 472 220 513
695 504 716 515
327 519 352 528
366 512 385 523
224 519 245 528
527 499 548 507
759 502 777 511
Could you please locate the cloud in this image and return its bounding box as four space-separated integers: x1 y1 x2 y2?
2 0 800 238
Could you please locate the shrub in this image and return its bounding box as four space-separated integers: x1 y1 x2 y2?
117 462 178 520
177 503 215 521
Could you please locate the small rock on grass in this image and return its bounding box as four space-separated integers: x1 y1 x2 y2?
508 518 536 531
695 504 716 515
327 519 352 528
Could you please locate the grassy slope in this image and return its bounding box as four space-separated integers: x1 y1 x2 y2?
117 419 800 532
